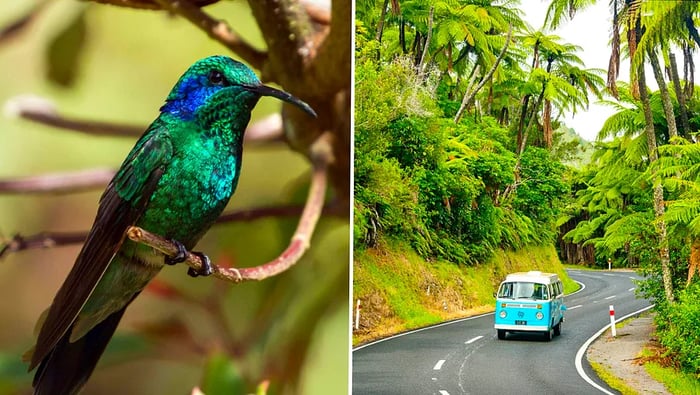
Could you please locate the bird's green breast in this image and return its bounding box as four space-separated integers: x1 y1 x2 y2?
138 123 241 247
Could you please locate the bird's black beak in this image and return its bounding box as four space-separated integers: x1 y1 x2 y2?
245 84 317 118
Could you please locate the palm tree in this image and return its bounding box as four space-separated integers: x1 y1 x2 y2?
515 31 603 154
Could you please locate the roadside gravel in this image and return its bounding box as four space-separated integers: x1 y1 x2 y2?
586 316 669 394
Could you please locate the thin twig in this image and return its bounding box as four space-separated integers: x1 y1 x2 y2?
152 0 266 70
0 1 48 44
0 168 116 194
126 132 333 283
0 232 87 258
87 0 219 9
0 199 342 259
5 95 284 142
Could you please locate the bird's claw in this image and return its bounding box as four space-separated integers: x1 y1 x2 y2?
164 240 213 277
165 239 187 265
187 252 213 278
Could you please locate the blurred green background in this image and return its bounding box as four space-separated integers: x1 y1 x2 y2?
0 1 349 394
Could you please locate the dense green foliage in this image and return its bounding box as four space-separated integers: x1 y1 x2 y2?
654 283 700 375
355 1 582 265
355 55 570 263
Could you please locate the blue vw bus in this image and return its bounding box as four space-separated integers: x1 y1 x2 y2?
494 271 566 341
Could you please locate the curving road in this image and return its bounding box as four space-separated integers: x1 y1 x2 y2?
352 270 652 395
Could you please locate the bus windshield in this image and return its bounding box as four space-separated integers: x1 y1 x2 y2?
497 282 549 300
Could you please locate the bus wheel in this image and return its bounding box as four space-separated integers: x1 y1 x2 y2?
497 330 506 340
554 321 562 336
544 328 553 341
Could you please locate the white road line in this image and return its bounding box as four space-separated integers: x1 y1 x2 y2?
602 273 615 276
465 336 483 344
604 295 616 300
628 287 635 292
353 312 494 351
439 390 450 395
433 359 446 370
575 305 654 394
568 304 582 310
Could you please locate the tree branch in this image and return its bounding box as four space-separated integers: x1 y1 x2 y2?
0 168 115 194
453 25 512 124
0 231 87 259
4 95 284 142
152 0 267 70
126 132 333 282
0 1 48 44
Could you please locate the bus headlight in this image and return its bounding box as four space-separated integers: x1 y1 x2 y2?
499 311 507 318
536 312 544 320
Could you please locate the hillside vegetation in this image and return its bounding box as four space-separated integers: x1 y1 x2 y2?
353 239 577 345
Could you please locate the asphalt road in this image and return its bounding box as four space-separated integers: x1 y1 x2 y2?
352 269 652 395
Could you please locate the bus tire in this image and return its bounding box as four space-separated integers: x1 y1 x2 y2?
544 328 553 341
554 321 562 336
497 330 506 340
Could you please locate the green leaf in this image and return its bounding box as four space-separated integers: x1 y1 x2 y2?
45 7 87 87
200 353 246 395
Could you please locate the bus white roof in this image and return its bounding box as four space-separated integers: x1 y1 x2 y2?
502 271 560 284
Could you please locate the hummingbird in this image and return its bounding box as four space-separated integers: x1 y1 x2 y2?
26 55 316 395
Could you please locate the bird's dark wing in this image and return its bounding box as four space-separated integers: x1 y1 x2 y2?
29 128 173 370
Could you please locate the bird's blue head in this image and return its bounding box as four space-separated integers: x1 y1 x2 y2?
160 55 315 123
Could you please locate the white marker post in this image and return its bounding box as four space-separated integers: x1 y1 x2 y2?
608 258 612 271
355 299 361 330
609 305 616 337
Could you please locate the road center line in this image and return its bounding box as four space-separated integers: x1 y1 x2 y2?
439 391 450 395
433 359 446 370
628 287 635 292
568 304 582 310
604 295 616 300
465 336 483 344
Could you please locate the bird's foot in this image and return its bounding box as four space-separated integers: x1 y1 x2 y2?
187 252 213 278
164 239 213 277
164 239 187 265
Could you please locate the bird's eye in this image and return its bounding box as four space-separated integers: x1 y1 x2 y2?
208 70 226 85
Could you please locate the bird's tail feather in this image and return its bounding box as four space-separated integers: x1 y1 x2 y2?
32 307 127 395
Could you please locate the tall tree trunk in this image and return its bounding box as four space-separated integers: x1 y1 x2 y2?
682 44 695 99
375 0 389 43
454 64 480 123
399 16 407 54
522 87 545 152
607 0 620 98
668 52 691 139
543 99 553 148
648 49 678 141
453 25 512 124
416 6 434 75
639 57 675 303
688 237 700 285
515 95 531 153
373 0 390 60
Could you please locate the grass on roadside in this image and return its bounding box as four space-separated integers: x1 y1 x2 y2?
353 238 580 345
640 348 700 395
588 360 639 395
